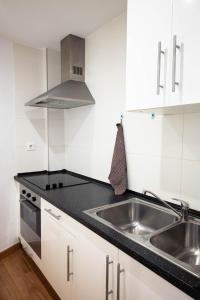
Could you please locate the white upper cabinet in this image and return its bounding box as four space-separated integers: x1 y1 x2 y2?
126 0 200 112
126 0 172 110
172 0 200 105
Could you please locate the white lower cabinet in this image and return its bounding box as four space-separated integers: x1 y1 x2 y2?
42 206 76 300
40 199 191 300
118 250 192 300
75 227 118 300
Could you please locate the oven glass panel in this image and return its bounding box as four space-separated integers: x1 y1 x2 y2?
20 200 41 258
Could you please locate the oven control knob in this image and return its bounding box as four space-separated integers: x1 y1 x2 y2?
46 184 50 190
32 197 36 202
22 190 26 194
27 193 31 198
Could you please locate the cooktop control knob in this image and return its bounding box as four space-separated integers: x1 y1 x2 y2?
45 184 50 190
32 197 36 202
59 182 63 188
52 183 57 189
22 189 26 194
27 193 31 198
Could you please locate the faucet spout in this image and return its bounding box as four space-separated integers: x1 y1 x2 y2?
171 198 189 221
143 190 189 221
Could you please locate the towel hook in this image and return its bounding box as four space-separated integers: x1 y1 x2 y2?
120 115 123 125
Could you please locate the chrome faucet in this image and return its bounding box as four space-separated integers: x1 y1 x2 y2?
143 190 189 221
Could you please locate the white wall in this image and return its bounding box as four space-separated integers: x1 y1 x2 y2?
0 37 17 251
14 43 47 172
65 12 200 211
14 45 64 173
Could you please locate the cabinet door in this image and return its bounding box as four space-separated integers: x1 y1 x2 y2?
126 0 172 110
75 227 118 300
172 0 200 105
118 250 192 300
42 208 75 300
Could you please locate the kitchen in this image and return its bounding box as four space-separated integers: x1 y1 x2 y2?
1 0 200 299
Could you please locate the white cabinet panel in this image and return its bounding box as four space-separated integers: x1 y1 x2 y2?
126 0 172 110
118 250 192 300
42 207 75 300
172 0 200 105
75 228 118 300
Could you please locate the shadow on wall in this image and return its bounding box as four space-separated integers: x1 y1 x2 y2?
26 108 46 142
48 108 66 171
64 105 95 176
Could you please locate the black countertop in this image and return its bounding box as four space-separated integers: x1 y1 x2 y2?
15 170 200 299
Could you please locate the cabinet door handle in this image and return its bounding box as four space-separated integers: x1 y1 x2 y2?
44 208 61 220
117 263 124 300
172 35 180 92
156 41 165 95
67 245 73 281
106 255 113 300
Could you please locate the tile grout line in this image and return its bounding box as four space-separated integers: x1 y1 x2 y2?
179 113 185 198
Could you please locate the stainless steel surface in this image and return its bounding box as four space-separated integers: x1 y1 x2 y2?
172 197 189 221
117 263 124 300
156 41 164 95
44 208 61 220
106 256 113 300
67 245 74 281
85 197 200 277
151 221 200 271
25 34 95 109
143 190 189 220
88 198 178 237
172 35 180 92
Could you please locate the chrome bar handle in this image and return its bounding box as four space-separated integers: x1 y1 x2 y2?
106 256 113 300
67 245 73 281
172 35 180 92
156 41 165 95
117 263 124 300
44 208 61 220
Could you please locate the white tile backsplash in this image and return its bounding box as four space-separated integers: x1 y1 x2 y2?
160 114 183 159
183 113 200 161
180 160 200 210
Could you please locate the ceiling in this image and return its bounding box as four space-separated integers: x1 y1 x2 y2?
0 0 126 49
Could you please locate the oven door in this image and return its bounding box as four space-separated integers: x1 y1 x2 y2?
20 200 41 258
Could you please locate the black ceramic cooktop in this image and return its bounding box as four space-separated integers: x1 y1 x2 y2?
24 171 90 190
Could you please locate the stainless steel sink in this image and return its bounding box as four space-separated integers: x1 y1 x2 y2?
85 198 178 237
151 221 200 270
85 198 200 277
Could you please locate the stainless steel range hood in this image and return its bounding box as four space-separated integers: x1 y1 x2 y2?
25 34 95 109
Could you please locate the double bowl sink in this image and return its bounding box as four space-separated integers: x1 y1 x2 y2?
85 198 200 277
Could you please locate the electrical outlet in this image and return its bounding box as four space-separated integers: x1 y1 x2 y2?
25 143 36 151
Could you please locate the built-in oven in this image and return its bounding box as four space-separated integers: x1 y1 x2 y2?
20 185 41 258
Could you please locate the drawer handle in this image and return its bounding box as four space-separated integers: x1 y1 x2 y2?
44 208 61 220
117 263 124 300
106 255 113 300
67 245 74 281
